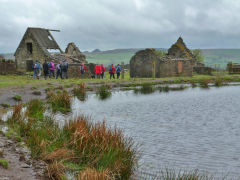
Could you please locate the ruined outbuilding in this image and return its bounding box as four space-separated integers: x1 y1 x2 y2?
130 37 195 78
14 27 87 72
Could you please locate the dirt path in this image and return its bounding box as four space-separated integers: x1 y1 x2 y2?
0 124 49 180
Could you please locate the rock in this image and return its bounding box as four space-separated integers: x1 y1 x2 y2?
19 155 26 162
0 148 4 157
65 42 87 63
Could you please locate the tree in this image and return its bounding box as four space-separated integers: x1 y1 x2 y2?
192 49 204 63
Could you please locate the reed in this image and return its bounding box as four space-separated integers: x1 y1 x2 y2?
73 83 87 101
96 84 112 100
47 90 72 113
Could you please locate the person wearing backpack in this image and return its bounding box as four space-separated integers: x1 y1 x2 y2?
36 61 42 79
80 63 87 75
109 64 115 79
116 64 121 79
61 60 68 79
49 60 55 78
43 60 49 80
33 61 38 79
56 61 62 79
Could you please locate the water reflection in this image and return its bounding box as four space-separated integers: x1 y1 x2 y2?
70 86 240 177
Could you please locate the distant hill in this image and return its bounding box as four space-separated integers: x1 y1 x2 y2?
84 48 240 68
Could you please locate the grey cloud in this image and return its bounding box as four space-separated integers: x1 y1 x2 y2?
1 0 240 53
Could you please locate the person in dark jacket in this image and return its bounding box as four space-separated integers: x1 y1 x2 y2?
43 60 49 80
61 60 68 79
56 61 62 79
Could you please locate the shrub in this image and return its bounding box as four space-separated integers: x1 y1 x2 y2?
96 84 112 100
73 83 87 101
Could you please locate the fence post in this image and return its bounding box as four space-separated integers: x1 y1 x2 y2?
121 62 124 79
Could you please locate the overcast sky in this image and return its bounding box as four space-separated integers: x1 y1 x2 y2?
1 0 240 53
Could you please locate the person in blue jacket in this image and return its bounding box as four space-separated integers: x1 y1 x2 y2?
116 64 121 79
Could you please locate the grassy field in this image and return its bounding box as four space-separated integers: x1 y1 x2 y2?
1 72 240 89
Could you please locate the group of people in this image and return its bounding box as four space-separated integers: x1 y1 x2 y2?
94 64 122 79
32 60 122 80
33 60 69 80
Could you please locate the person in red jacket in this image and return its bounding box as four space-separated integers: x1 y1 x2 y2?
101 64 105 79
95 64 101 79
109 64 115 79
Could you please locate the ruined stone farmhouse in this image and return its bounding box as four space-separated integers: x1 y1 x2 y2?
130 37 196 78
14 27 87 72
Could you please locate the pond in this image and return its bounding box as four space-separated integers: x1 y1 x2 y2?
66 86 240 178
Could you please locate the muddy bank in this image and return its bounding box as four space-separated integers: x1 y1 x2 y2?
0 124 49 180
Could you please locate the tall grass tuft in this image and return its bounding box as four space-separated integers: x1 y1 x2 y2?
47 90 72 113
199 79 210 88
73 83 87 101
214 78 224 87
134 83 155 94
78 167 115 180
158 85 169 92
25 99 45 120
64 116 138 179
96 84 112 100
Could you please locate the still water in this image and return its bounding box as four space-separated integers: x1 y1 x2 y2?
68 86 240 177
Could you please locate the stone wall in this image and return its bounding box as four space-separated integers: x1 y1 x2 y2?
130 49 159 78
130 48 194 78
0 59 17 75
227 62 240 74
68 64 92 78
15 33 50 72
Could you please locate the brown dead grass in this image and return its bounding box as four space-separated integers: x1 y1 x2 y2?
78 168 115 180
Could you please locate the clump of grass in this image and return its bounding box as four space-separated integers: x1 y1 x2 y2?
32 90 41 95
0 103 10 108
78 167 115 180
96 84 112 100
7 103 23 124
12 94 22 101
31 86 37 90
73 83 87 101
159 85 169 92
134 83 155 94
199 79 210 88
47 90 72 113
140 83 154 94
0 160 9 169
214 78 224 87
25 99 45 119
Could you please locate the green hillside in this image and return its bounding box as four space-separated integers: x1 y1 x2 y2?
85 49 240 69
